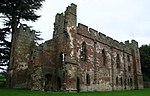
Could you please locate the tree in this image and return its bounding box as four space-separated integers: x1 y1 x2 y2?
0 0 45 70
0 28 11 71
0 0 45 29
139 45 150 82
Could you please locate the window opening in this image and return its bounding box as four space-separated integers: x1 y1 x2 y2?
116 54 120 68
102 49 106 65
60 52 65 64
81 42 86 61
86 74 90 85
116 77 119 86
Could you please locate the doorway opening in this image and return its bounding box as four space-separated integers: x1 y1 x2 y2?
57 77 61 91
77 77 80 92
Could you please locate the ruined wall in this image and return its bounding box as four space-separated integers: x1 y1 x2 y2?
75 23 138 91
7 3 143 92
48 3 78 92
31 39 61 91
7 25 35 88
56 3 143 91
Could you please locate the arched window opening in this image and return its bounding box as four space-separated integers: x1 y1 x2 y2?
102 49 106 66
86 74 90 85
57 77 61 91
116 77 119 86
60 52 65 64
77 77 80 92
128 66 131 72
45 74 52 91
130 78 133 87
116 54 120 68
81 42 86 61
120 77 123 86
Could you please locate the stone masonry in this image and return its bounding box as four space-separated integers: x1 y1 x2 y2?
7 3 143 92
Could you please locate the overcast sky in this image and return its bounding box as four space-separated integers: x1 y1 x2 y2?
2 0 150 46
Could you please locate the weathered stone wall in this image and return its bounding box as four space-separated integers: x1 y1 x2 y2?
7 3 143 92
75 23 137 91
31 3 143 92
55 3 143 91
7 25 35 88
31 40 59 91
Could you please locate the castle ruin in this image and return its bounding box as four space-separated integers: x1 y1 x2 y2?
7 3 143 92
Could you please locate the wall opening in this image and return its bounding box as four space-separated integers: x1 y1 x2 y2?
81 42 86 61
127 55 130 62
57 77 61 91
86 74 90 85
116 77 119 86
102 49 106 66
77 77 80 92
128 66 131 72
130 78 133 87
60 52 65 64
116 54 120 68
45 74 52 91
124 78 127 89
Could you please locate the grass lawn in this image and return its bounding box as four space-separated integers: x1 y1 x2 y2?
0 88 150 96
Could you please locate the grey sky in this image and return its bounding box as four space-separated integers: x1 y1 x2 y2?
1 0 150 46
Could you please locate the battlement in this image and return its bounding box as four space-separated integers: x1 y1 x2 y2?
7 3 143 91
77 23 138 53
65 3 77 15
53 3 139 54
16 24 35 37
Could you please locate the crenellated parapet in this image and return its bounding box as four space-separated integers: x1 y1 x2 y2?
7 3 143 91
14 24 35 44
77 23 139 54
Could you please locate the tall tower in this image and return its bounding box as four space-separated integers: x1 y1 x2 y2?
53 3 77 91
7 25 35 88
131 40 143 89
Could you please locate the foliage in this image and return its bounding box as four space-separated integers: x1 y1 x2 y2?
140 45 150 82
0 88 150 96
0 0 45 70
0 71 6 81
0 0 45 28
0 28 11 70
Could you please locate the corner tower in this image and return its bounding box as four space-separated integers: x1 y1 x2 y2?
7 25 35 88
53 3 78 91
130 40 143 89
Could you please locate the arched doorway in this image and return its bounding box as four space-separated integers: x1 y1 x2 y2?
77 77 80 92
57 77 61 91
45 74 52 91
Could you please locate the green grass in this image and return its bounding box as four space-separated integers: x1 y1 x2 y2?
0 88 150 96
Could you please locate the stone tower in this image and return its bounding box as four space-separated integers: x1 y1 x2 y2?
7 25 35 88
130 40 144 89
53 3 78 91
